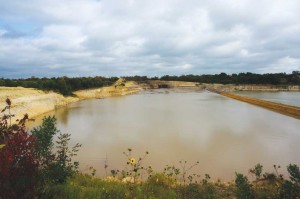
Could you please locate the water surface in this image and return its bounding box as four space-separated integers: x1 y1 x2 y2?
32 89 300 180
235 91 300 107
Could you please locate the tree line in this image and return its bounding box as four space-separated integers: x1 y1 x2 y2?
1 72 299 95
124 71 300 85
0 76 118 96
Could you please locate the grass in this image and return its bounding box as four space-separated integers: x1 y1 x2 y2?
43 149 299 199
43 172 286 199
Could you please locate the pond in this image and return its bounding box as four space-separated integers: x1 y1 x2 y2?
31 89 300 180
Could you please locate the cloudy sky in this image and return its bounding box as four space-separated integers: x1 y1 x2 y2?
0 0 300 78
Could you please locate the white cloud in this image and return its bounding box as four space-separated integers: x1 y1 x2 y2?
36 25 86 50
260 56 300 73
0 0 300 77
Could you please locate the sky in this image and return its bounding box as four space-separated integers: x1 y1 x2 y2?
0 0 300 78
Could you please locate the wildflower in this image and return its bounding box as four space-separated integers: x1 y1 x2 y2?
129 157 136 165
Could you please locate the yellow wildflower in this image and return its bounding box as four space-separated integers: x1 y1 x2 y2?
129 157 136 165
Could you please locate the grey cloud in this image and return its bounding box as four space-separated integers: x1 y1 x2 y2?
0 0 299 78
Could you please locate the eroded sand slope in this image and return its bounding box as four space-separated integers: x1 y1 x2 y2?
0 87 78 121
0 79 143 121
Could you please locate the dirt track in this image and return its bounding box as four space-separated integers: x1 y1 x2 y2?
220 92 300 120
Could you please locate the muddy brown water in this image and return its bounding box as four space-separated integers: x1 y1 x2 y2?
31 89 300 181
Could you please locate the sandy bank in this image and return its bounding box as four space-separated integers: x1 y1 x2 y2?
203 83 300 92
137 80 201 89
0 87 78 121
220 92 300 119
136 81 300 91
0 79 143 121
74 79 143 99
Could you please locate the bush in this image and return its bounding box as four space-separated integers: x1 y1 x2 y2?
279 164 300 198
0 99 39 199
235 173 254 199
31 116 81 196
249 163 263 180
185 183 216 199
0 99 81 198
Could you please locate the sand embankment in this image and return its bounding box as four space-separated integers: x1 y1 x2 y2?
74 79 143 99
0 79 144 121
0 87 78 121
203 83 300 92
204 83 300 119
138 80 201 89
137 81 300 91
220 92 300 119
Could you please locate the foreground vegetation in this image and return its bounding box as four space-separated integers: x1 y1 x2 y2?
43 165 300 199
43 152 300 199
1 99 300 198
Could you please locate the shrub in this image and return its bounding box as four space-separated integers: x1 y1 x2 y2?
50 132 81 183
249 163 263 180
235 173 254 199
0 99 39 199
279 164 300 198
0 98 81 198
31 116 81 196
185 183 216 199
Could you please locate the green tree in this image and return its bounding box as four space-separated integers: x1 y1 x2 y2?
235 173 254 199
31 116 81 195
249 163 263 180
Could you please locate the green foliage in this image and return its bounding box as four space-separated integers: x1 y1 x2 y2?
279 164 300 198
163 165 180 185
145 173 178 198
0 76 118 96
32 116 58 161
31 116 81 196
44 174 128 199
262 172 277 182
124 72 300 85
42 165 300 199
202 174 211 185
249 163 263 180
235 173 254 199
185 183 217 199
122 148 149 183
53 133 81 183
287 164 300 183
148 173 177 188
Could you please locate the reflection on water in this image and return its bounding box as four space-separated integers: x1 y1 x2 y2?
32 90 300 180
236 91 300 107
